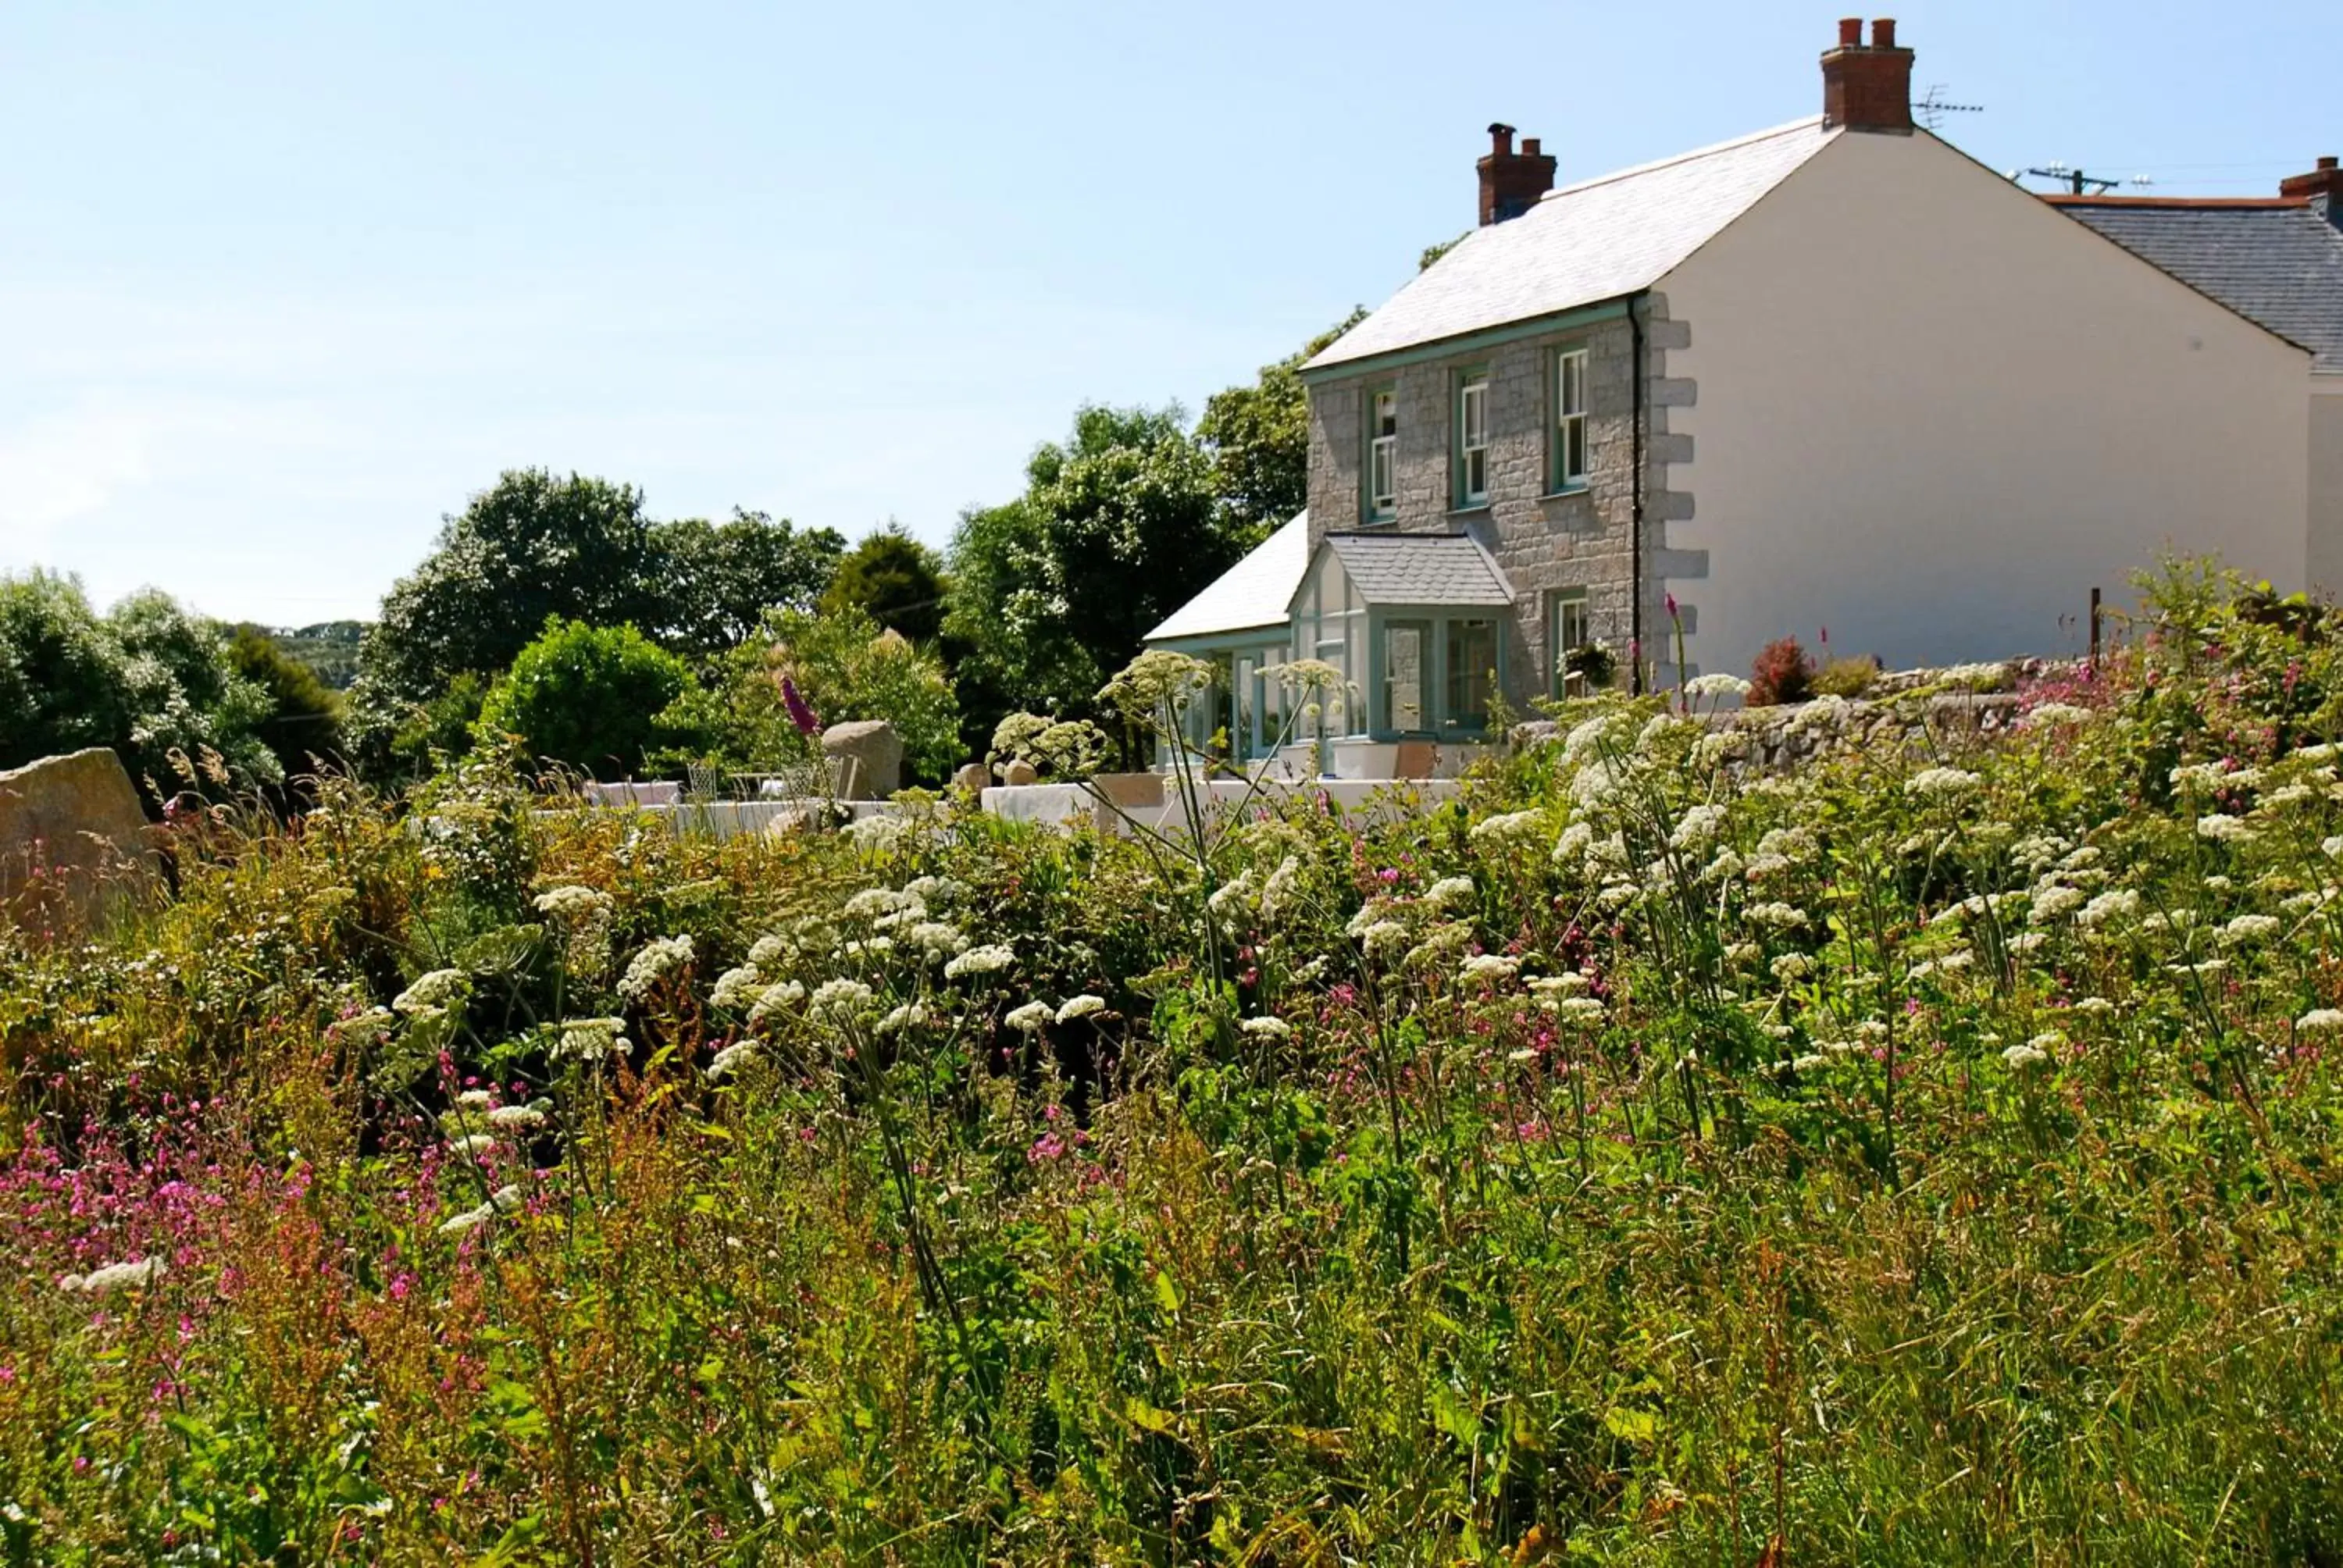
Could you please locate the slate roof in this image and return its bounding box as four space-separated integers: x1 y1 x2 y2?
1315 532 1516 608
2049 197 2343 372
1307 117 1838 371
1144 511 1310 642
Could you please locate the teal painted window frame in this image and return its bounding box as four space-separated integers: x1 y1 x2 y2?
1363 608 1510 740
1545 586 1590 697
1363 384 1398 523
1551 347 1590 493
1453 367 1491 509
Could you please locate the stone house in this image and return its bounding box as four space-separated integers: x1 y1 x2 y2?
1148 16 2340 773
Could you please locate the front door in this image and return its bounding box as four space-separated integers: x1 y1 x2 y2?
1385 620 1429 734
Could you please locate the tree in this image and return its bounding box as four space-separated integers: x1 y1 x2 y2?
359 470 662 714
819 526 947 644
1194 310 1367 536
0 572 279 796
943 405 1250 757
350 470 842 772
227 625 347 779
473 619 699 779
651 508 845 658
0 570 130 768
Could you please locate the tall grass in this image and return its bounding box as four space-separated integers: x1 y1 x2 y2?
2 562 2341 1562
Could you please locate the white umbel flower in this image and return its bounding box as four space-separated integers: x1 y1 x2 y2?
1004 1000 1055 1032
1056 994 1107 1024
944 943 1015 979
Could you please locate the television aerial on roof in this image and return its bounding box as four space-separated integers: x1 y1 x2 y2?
1911 84 1983 131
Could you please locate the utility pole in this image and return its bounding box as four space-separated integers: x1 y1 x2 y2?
2019 163 2132 195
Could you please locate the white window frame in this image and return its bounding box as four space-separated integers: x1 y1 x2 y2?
1554 348 1589 490
1367 388 1398 520
1457 375 1489 506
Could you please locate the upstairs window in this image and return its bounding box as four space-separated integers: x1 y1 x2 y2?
1456 373 1489 507
1366 388 1397 521
1554 348 1589 490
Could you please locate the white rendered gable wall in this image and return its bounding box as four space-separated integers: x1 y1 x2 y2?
1657 130 2312 681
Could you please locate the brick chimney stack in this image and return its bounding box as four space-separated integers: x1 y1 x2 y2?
2281 155 2343 223
1821 18 1915 134
1478 123 1557 226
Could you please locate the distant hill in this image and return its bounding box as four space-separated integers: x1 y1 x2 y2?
255 621 368 690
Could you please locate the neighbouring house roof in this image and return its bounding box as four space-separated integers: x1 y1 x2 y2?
1307 117 1839 372
1144 511 1311 643
1315 532 1516 608
2048 197 2343 372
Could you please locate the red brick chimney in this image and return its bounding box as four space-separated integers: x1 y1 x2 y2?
1821 18 1915 134
2281 155 2342 210
1477 123 1557 226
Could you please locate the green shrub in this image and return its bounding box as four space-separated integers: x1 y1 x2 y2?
473 618 698 778
1813 655 1879 698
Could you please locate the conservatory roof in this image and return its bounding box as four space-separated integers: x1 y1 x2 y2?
1144 511 1311 643
1311 531 1517 608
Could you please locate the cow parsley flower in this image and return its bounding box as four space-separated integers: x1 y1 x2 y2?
1770 953 1815 982
1671 804 1728 850
1004 1000 1054 1032
2077 889 2140 928
876 1002 928 1035
1684 672 1751 700
1056 994 1106 1024
2196 814 2256 843
487 1104 544 1130
705 1041 758 1081
1555 996 1606 1024
326 1007 396 1045
709 964 765 1010
1747 901 1808 929
1528 973 1591 997
1552 821 1594 864
2029 886 2086 925
906 921 970 961
2220 913 2282 945
1470 810 1545 851
2002 1041 2050 1069
393 968 468 1016
1240 1016 1293 1042
1458 953 1517 983
749 980 805 1025
555 1017 631 1063
438 1206 492 1237
533 885 612 919
1908 767 1981 798
944 943 1015 980
2297 1007 2343 1032
2024 703 2092 727
1424 875 1478 911
811 978 875 1018
618 935 694 1002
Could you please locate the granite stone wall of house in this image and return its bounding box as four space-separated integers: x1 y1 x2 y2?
1304 296 1702 700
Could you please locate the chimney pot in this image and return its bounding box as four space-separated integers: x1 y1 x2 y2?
1821 16 1914 134
2321 155 2341 171
1476 123 1557 226
2279 154 2343 216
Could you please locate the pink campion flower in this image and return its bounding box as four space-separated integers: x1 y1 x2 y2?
780 675 821 737
1664 591 1678 619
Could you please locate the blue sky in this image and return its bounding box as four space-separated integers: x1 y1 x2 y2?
2 0 2335 625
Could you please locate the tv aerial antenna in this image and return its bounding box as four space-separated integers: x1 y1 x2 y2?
1912 84 1984 131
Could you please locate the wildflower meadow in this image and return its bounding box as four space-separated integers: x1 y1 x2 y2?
4 562 2341 1563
